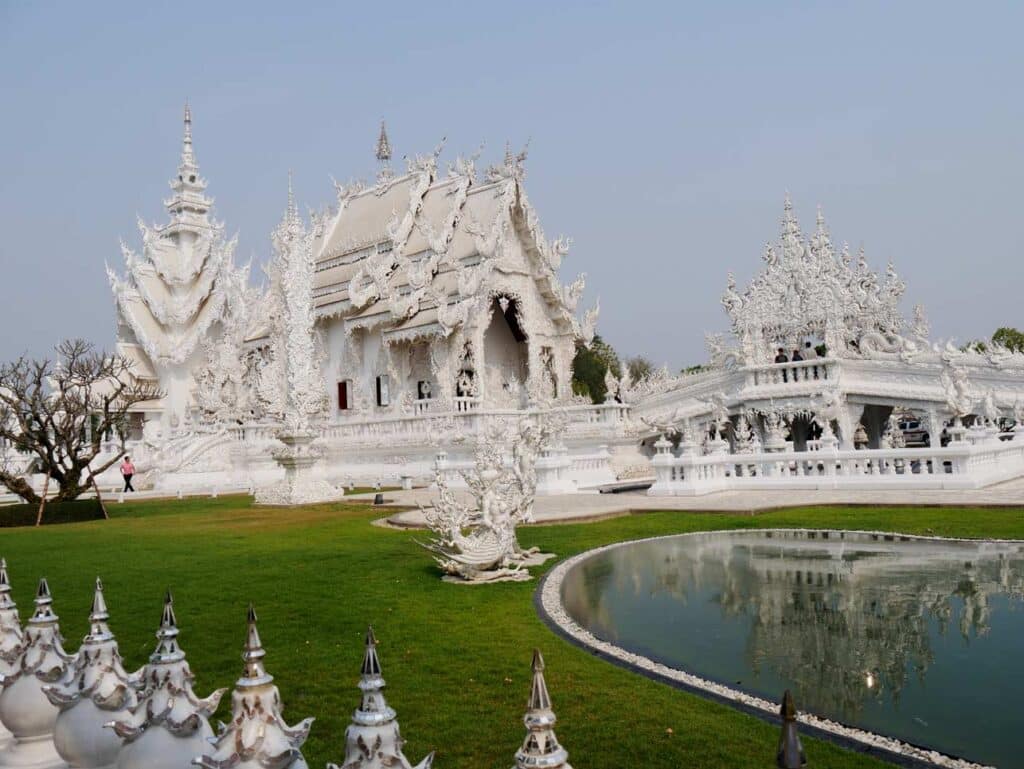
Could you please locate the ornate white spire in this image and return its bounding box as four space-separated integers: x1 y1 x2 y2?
109 103 245 430
106 591 226 769
376 120 392 164
0 578 74 767
513 649 572 769
0 558 24 681
193 605 313 769
166 100 211 223
376 121 395 183
181 100 196 170
327 627 433 769
44 578 143 768
286 169 299 224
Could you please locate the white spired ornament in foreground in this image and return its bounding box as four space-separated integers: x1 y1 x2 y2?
513 650 572 769
327 627 433 769
44 579 142 769
193 605 313 769
106 592 225 769
0 578 74 769
0 561 24 750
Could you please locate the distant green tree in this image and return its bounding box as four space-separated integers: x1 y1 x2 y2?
681 364 706 375
992 327 1024 353
625 355 654 382
571 335 621 403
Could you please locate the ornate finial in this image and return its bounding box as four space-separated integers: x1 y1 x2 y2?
376 121 395 183
239 603 273 686
193 608 313 769
362 625 382 677
780 192 801 244
286 170 298 221
30 577 58 624
151 590 183 663
514 650 571 769
376 120 392 164
327 627 433 769
815 204 825 229
86 576 113 642
528 648 552 711
776 690 806 768
181 100 196 169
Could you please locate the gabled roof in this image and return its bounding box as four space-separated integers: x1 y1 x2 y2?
308 148 591 342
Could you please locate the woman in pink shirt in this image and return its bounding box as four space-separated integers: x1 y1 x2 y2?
120 456 136 492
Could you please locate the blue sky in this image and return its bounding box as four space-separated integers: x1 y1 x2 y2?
1 1 1021 367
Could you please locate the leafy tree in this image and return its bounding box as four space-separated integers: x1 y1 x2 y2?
992 327 1024 353
625 355 654 382
0 339 162 504
571 335 621 403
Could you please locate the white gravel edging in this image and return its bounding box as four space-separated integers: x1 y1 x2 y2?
540 528 1003 769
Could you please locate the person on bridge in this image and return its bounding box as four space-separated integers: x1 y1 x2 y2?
774 348 790 382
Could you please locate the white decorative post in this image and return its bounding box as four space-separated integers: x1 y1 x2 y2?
327 627 433 769
513 650 572 769
45 580 141 769
107 592 225 769
193 606 313 769
0 578 74 769
0 561 23 750
648 435 675 496
255 180 342 506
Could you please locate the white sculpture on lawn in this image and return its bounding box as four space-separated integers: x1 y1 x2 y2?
254 179 341 506
421 416 557 583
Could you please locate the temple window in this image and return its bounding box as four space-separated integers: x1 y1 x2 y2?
337 380 351 411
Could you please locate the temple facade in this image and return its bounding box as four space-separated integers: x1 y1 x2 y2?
85 108 1024 496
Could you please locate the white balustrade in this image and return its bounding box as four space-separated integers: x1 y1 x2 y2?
745 358 837 389
650 432 1024 495
226 403 632 452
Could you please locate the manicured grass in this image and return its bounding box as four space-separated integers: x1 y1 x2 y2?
1 497 1021 768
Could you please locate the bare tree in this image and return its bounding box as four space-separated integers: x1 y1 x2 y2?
0 339 163 504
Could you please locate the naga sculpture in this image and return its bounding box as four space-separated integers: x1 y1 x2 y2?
419 417 557 583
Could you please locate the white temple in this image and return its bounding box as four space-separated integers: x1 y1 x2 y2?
77 107 1024 496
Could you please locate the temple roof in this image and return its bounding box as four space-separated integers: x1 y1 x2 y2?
305 146 588 341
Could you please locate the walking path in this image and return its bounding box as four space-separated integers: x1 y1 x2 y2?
374 478 1024 529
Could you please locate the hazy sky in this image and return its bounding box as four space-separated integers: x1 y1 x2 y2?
1 1 1021 368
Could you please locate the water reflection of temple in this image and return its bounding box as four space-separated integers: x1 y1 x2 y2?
561 530 1024 719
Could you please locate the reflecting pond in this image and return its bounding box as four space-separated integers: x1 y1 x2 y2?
560 530 1024 768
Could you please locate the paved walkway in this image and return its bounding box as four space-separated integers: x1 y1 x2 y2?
372 478 1024 528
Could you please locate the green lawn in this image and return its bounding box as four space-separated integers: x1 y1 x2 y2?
1 497 1021 768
